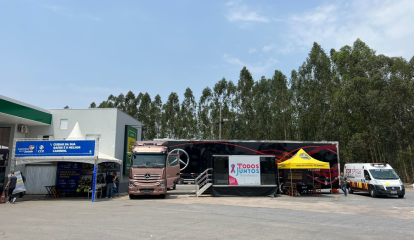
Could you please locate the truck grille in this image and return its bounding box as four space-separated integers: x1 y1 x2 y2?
386 186 400 190
134 173 162 183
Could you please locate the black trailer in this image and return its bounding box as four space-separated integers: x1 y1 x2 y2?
162 140 340 191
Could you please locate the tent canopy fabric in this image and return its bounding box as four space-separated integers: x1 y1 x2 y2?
15 151 122 165
277 149 330 169
15 122 122 166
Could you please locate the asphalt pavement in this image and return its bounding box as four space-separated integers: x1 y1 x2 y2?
1 185 413 240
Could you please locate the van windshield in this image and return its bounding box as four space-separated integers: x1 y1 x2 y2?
369 169 399 180
132 154 166 168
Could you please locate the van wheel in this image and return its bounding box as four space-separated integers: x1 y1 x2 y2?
348 188 353 194
370 187 377 198
398 195 404 198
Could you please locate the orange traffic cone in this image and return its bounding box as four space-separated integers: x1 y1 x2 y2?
0 190 5 203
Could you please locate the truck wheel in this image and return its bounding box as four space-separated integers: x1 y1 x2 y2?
398 195 404 198
129 194 135 199
370 187 377 198
172 183 176 190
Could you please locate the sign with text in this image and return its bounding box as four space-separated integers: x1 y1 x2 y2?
229 156 261 186
56 162 82 192
15 140 95 158
124 126 138 175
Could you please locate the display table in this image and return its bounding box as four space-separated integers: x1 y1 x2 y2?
45 186 61 198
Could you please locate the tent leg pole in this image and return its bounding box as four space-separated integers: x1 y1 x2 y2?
330 170 332 194
277 171 280 195
290 168 292 196
92 157 98 203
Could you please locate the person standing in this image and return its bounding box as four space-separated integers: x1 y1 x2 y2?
5 172 17 204
339 172 348 197
105 173 117 198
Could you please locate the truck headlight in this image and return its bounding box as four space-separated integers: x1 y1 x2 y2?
129 181 136 187
158 181 166 187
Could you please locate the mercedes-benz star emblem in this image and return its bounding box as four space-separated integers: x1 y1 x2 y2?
145 173 151 180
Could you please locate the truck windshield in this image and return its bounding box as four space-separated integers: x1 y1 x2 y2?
369 169 399 180
132 154 166 168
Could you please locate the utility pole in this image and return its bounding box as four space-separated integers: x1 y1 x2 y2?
219 102 222 140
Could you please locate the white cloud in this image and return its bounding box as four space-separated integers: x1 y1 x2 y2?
223 54 278 75
248 48 257 54
86 15 102 22
226 1 269 23
262 44 275 53
45 5 64 12
44 5 102 22
284 0 414 59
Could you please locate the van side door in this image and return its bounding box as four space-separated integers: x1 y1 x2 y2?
166 154 180 189
363 170 371 190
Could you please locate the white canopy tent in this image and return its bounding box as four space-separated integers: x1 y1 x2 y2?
13 122 122 168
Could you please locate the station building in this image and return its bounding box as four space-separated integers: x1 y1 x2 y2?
0 95 142 195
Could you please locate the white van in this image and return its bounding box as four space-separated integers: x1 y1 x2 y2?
344 163 405 198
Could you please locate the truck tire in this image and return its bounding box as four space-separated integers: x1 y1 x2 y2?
398 195 404 198
370 186 377 198
172 183 176 190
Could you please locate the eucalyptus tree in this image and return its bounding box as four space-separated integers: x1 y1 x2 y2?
269 70 292 140
138 93 152 140
198 87 213 139
179 88 198 139
162 92 180 139
210 78 236 139
149 94 163 139
234 67 255 139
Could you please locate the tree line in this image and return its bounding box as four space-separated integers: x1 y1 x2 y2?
90 39 414 182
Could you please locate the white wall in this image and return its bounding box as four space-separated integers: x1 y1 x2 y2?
114 111 142 180
48 109 119 156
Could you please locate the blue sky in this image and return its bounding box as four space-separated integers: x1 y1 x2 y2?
1 0 414 109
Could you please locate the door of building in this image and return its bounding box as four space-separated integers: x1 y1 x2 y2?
25 165 57 194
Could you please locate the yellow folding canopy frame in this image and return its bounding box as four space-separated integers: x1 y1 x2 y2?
277 148 332 194
278 149 330 169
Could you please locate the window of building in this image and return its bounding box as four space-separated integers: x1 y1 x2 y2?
0 127 11 149
60 119 68 129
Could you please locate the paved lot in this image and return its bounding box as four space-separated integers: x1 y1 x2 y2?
1 186 414 239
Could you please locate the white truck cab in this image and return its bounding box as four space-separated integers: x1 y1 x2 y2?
344 163 405 198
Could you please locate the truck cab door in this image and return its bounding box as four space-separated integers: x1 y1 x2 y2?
166 154 180 189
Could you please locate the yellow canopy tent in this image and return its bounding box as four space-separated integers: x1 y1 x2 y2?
277 149 331 194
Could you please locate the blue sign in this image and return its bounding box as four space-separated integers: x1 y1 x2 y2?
15 140 95 158
56 162 82 193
